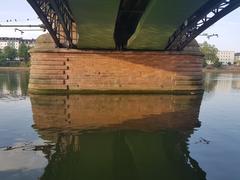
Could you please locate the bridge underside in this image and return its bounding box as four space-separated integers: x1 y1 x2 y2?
27 0 240 94
27 0 240 50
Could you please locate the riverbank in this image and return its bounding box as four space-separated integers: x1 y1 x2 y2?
0 67 29 71
203 66 240 73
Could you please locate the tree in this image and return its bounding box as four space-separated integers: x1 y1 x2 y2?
200 41 220 67
3 46 17 60
236 60 240 66
0 50 5 62
18 43 30 61
214 61 222 68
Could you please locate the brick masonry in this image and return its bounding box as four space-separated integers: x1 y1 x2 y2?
29 48 203 94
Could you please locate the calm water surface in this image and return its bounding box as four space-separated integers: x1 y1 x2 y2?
0 71 240 180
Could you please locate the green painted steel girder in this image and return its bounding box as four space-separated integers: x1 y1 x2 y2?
62 0 239 50
128 0 209 50
68 0 120 49
67 0 209 50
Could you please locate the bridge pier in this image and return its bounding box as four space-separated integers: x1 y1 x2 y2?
29 34 203 94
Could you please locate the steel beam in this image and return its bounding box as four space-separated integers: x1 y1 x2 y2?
165 0 240 51
0 24 45 28
49 0 76 48
27 0 77 48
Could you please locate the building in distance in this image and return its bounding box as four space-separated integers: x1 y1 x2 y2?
235 53 240 62
0 37 35 50
217 51 235 64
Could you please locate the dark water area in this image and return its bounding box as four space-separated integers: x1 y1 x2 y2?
0 71 240 180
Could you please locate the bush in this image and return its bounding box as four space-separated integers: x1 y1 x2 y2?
203 60 208 67
18 43 30 61
200 41 219 65
3 46 17 60
213 61 222 68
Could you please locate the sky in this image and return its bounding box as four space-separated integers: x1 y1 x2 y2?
0 0 240 52
0 1 43 39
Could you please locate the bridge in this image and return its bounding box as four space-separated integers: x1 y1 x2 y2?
26 0 240 94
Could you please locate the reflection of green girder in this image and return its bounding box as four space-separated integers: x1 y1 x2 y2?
40 131 206 180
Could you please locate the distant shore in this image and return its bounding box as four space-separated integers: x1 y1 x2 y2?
0 67 29 71
0 66 239 73
203 66 240 73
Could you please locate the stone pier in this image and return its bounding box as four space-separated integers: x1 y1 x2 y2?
29 34 203 94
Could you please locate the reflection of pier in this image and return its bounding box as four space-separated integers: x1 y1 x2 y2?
31 95 202 131
30 95 206 180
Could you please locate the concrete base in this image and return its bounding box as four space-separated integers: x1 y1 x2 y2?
29 35 203 95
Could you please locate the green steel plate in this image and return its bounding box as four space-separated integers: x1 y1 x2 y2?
68 0 120 49
68 0 209 50
128 0 209 50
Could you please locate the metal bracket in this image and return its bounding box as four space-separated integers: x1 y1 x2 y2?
27 0 77 48
165 0 240 51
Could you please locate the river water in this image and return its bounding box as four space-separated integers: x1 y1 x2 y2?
0 71 239 180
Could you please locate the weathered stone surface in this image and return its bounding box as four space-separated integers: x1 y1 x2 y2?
33 33 56 49
30 49 202 92
29 42 203 94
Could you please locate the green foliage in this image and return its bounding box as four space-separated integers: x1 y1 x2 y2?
0 50 5 62
214 61 222 68
3 46 17 60
0 44 31 67
200 41 220 67
26 60 31 67
18 43 30 61
203 59 208 68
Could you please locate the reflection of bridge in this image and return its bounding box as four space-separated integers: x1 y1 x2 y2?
26 0 240 94
31 94 205 180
